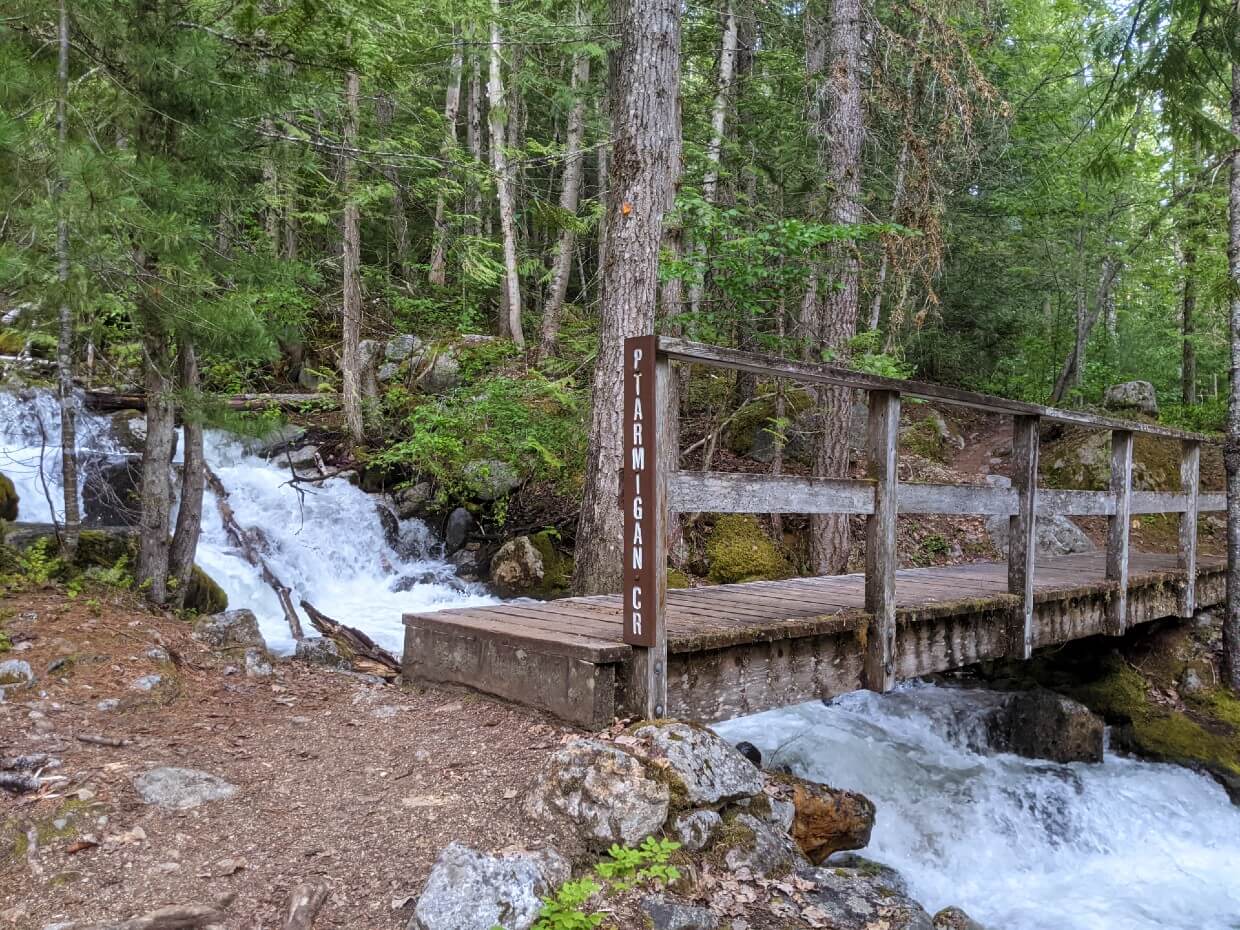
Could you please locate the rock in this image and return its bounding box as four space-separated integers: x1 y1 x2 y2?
0 659 33 694
489 537 545 598
295 637 350 669
933 906 987 930
1103 380 1158 417
130 674 162 691
706 514 790 584
0 473 17 521
798 862 932 930
985 513 1094 558
734 741 762 767
133 766 237 810
640 897 718 930
718 812 805 877
444 508 473 554
395 482 433 518
386 334 424 362
377 502 402 550
670 809 721 852
240 423 307 458
464 459 522 501
298 366 327 391
409 843 568 930
185 565 229 614
773 776 875 864
145 646 170 662
81 454 141 527
1180 667 1206 697
525 739 670 850
735 793 796 834
449 548 479 578
378 362 402 383
825 853 910 895
96 698 119 712
420 352 461 394
280 445 319 468
630 721 765 806
192 609 267 654
244 648 273 678
991 690 1103 764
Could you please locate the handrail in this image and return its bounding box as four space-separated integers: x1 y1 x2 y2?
620 335 1218 720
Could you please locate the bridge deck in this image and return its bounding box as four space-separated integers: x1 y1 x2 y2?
403 551 1224 728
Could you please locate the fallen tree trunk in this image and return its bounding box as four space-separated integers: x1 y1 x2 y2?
55 902 231 930
204 466 304 640
84 390 340 413
301 600 400 680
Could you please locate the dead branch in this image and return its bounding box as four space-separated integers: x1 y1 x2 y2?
76 734 130 748
300 600 400 680
54 902 230 930
83 390 340 413
0 772 42 793
205 466 304 640
0 752 57 771
284 881 330 930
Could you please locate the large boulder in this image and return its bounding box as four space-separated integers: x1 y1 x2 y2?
444 507 473 554
395 482 433 519
80 454 140 527
716 812 806 877
798 861 933 930
464 459 522 502
489 537 545 598
1103 380 1158 417
295 636 349 669
0 472 18 521
990 690 1103 764
705 515 791 584
770 775 875 864
933 907 988 930
640 896 718 930
420 352 462 394
985 513 1093 558
628 721 765 806
524 739 670 850
409 843 568 930
387 334 424 363
192 609 266 654
240 423 307 458
133 766 237 810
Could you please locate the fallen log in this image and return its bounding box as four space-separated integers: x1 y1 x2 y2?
205 466 304 640
0 772 41 794
54 902 230 930
84 390 340 413
300 600 400 680
284 881 330 930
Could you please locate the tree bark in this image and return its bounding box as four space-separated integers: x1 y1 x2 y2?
571 0 681 594
55 0 80 558
135 330 176 604
341 69 364 442
537 5 592 362
375 94 411 282
168 343 203 605
805 0 866 575
1224 55 1240 691
487 2 525 347
466 49 484 239
1183 243 1197 405
429 39 464 287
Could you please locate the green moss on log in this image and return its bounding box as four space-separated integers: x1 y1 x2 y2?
706 514 791 584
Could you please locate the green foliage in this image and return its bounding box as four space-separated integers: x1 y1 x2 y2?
1161 398 1226 434
528 878 605 930
593 837 682 892
373 373 584 504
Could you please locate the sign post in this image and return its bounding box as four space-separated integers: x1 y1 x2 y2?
623 334 668 717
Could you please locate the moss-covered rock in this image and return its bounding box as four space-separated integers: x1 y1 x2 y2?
0 543 22 576
185 565 228 614
527 530 573 598
705 515 791 584
72 530 131 568
0 473 17 522
0 331 25 355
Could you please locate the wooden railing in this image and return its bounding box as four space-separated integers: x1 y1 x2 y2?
621 335 1221 718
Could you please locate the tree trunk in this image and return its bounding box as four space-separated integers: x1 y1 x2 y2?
340 69 364 442
537 6 592 362
685 1 738 323
466 50 484 239
1183 244 1197 405
805 0 866 575
135 330 176 604
375 94 411 282
429 40 464 287
487 2 525 348
1223 56 1240 692
571 0 681 594
55 0 80 558
168 343 203 605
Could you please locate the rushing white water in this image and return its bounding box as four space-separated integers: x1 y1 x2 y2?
0 389 494 653
717 685 1240 930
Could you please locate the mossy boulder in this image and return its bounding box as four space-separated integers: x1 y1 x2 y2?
705 515 791 584
185 566 228 614
0 331 25 355
0 543 22 575
0 473 17 522
527 530 573 598
72 530 131 568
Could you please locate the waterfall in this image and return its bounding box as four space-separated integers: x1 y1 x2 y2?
0 389 494 654
716 685 1240 930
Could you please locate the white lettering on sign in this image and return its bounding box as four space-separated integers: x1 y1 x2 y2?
624 336 656 648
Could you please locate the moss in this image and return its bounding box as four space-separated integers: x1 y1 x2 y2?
1187 689 1240 730
707 812 758 867
0 543 22 576
527 530 574 599
0 473 17 522
185 566 228 614
901 418 950 463
1072 657 1148 721
723 390 814 456
667 568 691 589
705 515 791 585
72 530 131 569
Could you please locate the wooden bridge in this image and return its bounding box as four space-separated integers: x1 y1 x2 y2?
404 337 1224 729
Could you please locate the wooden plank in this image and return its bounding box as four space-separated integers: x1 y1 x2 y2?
897 483 1016 515
1197 493 1225 511
404 611 630 662
1131 492 1191 514
864 390 900 692
1009 415 1040 659
656 338 1213 441
1037 489 1115 516
626 346 672 718
1179 440 1200 617
1106 429 1134 635
669 472 875 515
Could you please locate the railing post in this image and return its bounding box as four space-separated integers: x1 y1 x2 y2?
1008 415 1040 658
1106 429 1134 635
1179 439 1200 617
863 389 900 693
623 335 670 719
